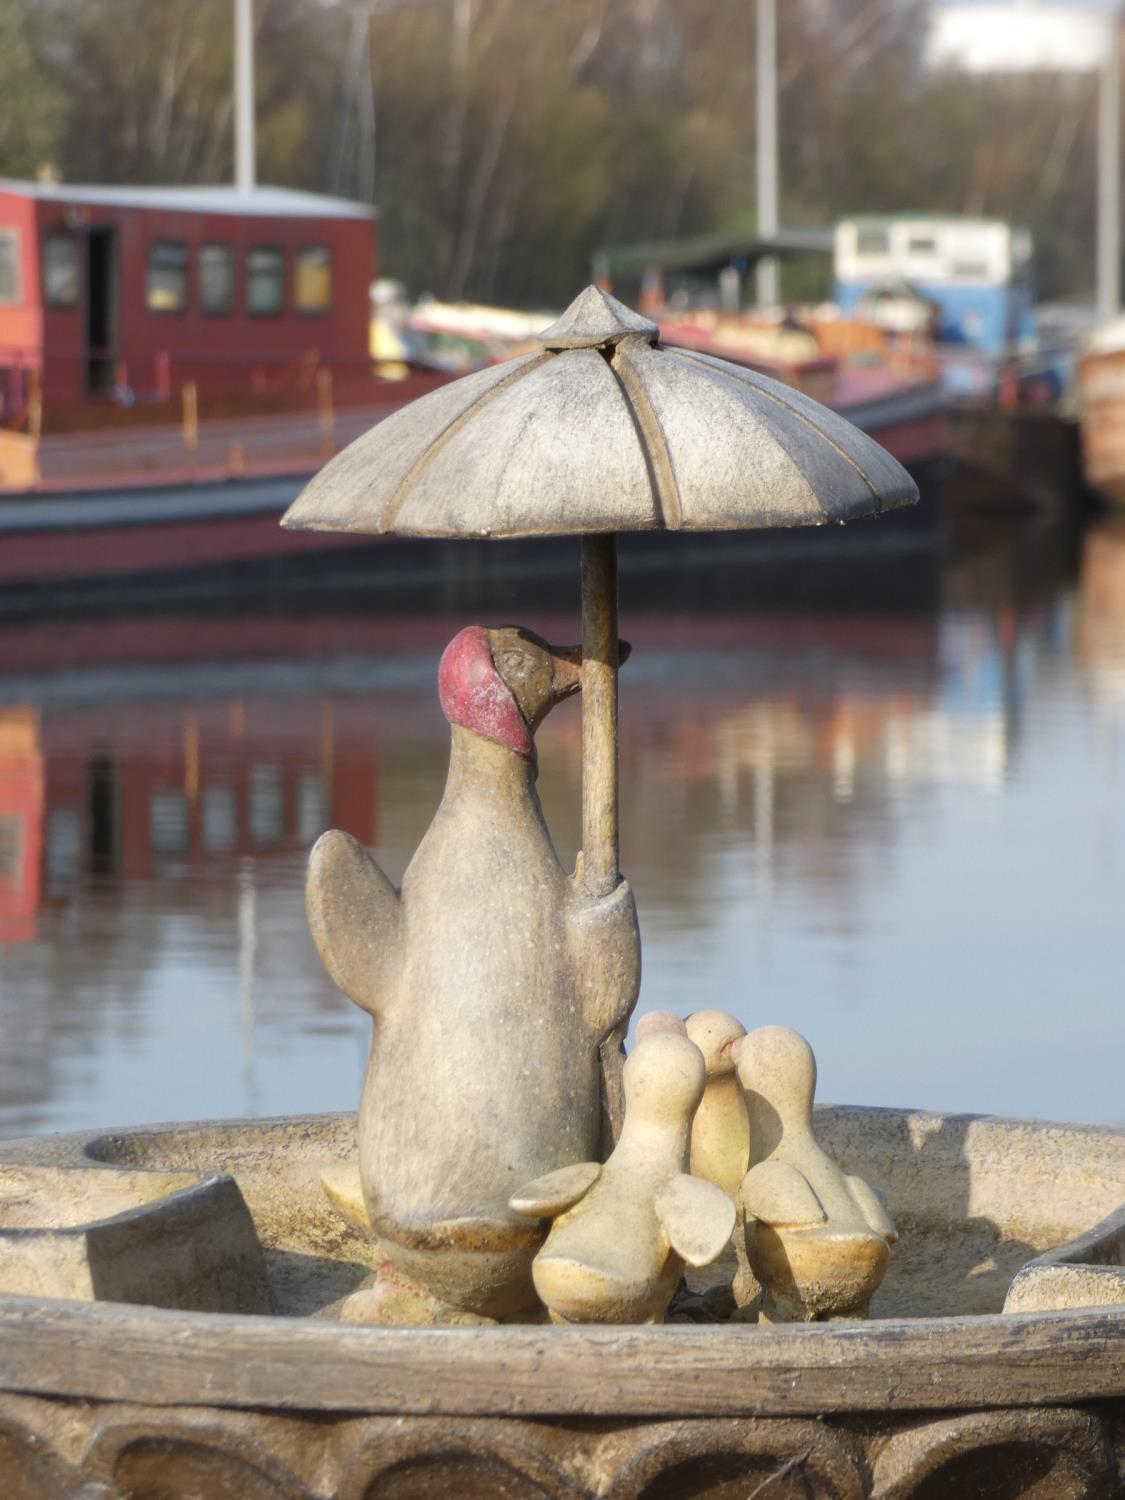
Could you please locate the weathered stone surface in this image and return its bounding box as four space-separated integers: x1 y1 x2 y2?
280 288 918 541
1004 1201 1125 1314
607 1417 868 1499
0 1394 1120 1499
537 286 659 350
0 1163 268 1312
0 1103 1121 1491
870 1407 1116 1499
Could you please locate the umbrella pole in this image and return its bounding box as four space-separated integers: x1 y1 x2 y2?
580 533 619 898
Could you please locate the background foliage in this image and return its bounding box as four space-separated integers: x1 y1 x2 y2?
0 0 1108 306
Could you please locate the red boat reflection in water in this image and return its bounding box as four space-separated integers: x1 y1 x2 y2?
0 708 43 943
0 603 953 943
33 696 376 896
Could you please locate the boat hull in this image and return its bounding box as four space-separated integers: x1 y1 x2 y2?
0 380 947 606
1080 348 1125 507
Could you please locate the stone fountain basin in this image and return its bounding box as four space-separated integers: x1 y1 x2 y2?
0 1107 1122 1498
0 1163 270 1311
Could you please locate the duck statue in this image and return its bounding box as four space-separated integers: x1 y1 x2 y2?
307 624 641 1322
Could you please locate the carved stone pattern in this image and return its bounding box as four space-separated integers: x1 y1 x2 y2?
0 1394 1120 1499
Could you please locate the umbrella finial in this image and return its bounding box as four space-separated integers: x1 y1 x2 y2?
537 286 659 351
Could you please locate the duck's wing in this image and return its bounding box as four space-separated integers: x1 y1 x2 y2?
565 877 642 1152
306 829 401 1017
846 1173 898 1243
740 1160 826 1228
510 1162 601 1219
566 876 641 1039
656 1174 736 1267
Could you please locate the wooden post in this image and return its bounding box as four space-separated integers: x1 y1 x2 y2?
182 381 199 466
27 368 42 444
317 366 335 459
27 368 42 486
580 533 620 898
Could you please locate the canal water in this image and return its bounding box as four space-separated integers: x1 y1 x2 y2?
1 511 1122 1138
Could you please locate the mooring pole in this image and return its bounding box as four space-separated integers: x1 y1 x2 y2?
1098 12 1121 322
234 0 256 193
756 0 780 309
580 533 620 898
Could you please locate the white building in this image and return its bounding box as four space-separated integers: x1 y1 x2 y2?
927 2 1113 75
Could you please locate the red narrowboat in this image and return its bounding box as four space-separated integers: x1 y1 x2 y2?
0 180 376 416
0 181 946 605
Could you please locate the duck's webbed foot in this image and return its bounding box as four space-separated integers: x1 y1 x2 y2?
336 1263 499 1326
731 1222 761 1310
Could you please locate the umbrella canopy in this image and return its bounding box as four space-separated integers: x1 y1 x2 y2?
281 286 919 903
280 286 918 539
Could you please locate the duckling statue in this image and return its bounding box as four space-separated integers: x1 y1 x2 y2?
736 1025 897 1322
685 1010 750 1199
510 1022 735 1324
684 1009 756 1306
307 624 641 1322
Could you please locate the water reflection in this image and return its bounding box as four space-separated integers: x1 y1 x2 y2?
0 517 1123 1135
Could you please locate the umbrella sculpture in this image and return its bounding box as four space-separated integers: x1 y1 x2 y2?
281 286 917 1323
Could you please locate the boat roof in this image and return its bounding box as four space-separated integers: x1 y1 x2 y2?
0 180 376 221
838 212 1017 232
594 227 832 276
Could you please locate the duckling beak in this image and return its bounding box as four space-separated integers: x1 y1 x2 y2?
706 1033 742 1078
634 1009 686 1043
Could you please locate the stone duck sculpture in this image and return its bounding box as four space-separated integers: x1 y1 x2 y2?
510 1021 735 1324
684 1010 750 1199
736 1025 897 1322
307 624 641 1322
684 1009 756 1306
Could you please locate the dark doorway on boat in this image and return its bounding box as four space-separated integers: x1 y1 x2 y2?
87 755 119 878
85 227 117 397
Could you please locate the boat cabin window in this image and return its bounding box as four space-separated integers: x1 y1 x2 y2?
0 812 20 882
295 245 332 314
0 230 19 305
150 791 189 856
247 247 284 316
199 243 235 315
147 240 188 314
42 232 79 307
951 260 991 280
855 225 890 257
201 784 236 852
839 217 1020 290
